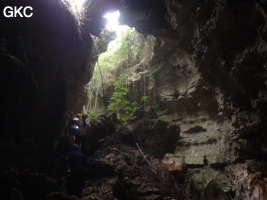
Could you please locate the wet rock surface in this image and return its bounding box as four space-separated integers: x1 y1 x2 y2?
1 0 267 199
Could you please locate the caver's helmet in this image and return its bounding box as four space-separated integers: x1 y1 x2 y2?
70 125 79 136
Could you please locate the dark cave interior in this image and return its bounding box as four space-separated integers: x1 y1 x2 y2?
1 0 267 199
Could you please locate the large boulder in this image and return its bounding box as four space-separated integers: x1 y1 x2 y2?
117 119 180 158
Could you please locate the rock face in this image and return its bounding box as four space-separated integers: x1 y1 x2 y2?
102 0 267 199
83 112 183 200
138 1 266 199
0 48 37 138
1 0 90 149
0 0 115 150
138 0 267 167
1 0 267 199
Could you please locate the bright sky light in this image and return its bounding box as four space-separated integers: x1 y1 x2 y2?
72 0 85 9
103 11 130 32
104 11 120 29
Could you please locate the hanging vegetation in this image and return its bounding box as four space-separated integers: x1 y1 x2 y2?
107 81 138 121
84 27 157 120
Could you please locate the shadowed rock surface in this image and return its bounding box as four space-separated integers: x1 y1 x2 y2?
1 0 267 199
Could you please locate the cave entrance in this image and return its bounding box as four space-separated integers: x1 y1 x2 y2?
58 0 157 121
83 11 156 121
103 10 131 33
83 10 133 120
104 11 120 30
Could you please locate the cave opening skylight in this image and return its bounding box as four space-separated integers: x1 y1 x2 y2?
103 10 129 32
104 11 120 29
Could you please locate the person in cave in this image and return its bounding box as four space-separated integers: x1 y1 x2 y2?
67 115 80 139
54 132 75 187
56 132 75 155
75 113 89 153
77 113 89 153
66 144 88 198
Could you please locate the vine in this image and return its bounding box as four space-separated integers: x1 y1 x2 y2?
84 27 156 119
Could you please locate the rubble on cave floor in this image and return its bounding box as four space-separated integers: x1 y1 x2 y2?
80 110 184 200
78 110 267 200
2 110 267 200
82 144 184 200
0 110 185 200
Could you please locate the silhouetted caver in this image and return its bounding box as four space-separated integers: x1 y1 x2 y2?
75 113 89 153
66 144 88 198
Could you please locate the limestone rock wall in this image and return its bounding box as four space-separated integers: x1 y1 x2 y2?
117 0 267 198
154 0 267 165
116 0 267 166
1 0 267 198
0 0 96 150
